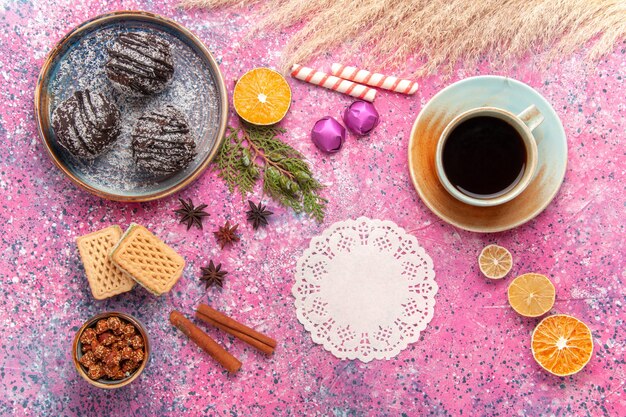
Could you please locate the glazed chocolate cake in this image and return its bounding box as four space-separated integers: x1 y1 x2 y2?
131 106 196 175
105 32 174 96
51 89 121 159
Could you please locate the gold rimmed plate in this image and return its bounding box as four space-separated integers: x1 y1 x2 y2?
408 76 567 233
35 11 228 202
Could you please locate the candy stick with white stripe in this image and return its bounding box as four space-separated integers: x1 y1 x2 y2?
331 63 418 95
290 64 376 102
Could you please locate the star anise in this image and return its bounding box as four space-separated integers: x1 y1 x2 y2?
200 260 227 289
174 198 210 230
214 221 240 249
246 200 273 230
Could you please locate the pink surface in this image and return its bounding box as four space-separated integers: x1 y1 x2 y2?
0 1 625 416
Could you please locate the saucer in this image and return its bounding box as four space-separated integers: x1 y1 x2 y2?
408 76 567 233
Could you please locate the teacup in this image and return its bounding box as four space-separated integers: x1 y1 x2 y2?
435 105 544 207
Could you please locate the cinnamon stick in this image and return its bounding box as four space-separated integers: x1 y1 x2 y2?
196 312 275 355
196 304 277 350
169 310 241 373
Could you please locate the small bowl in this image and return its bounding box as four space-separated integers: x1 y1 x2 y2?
73 312 150 389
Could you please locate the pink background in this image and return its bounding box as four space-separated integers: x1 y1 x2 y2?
0 0 625 415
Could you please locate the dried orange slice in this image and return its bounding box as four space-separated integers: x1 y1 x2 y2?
531 315 593 376
233 68 291 125
478 244 512 279
507 273 555 317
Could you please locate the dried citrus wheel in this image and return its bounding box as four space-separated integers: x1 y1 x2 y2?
531 315 593 376
478 244 512 279
507 273 555 317
233 68 291 125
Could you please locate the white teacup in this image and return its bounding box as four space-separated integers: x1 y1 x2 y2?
435 105 544 207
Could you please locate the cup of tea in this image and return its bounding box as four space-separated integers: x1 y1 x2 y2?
435 105 544 207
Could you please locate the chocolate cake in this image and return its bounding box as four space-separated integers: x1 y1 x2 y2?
131 106 196 175
105 32 174 96
51 89 121 159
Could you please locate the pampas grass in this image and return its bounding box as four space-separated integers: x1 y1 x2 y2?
182 0 626 76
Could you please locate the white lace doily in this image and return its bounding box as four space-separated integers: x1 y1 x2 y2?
293 217 438 362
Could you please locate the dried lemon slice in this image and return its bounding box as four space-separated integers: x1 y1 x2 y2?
507 273 555 317
532 314 593 376
233 68 291 125
478 244 512 279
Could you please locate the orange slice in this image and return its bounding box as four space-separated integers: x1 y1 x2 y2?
478 244 512 279
531 315 593 376
507 273 555 317
233 68 291 125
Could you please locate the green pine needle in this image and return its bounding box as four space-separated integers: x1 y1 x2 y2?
212 125 327 222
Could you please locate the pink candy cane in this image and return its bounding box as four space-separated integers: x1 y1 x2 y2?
290 64 377 102
331 63 418 95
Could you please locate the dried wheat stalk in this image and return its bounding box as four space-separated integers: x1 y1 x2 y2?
182 0 626 76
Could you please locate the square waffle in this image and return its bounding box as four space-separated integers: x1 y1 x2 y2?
76 225 135 300
110 224 185 296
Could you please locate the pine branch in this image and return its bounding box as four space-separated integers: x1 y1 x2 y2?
212 124 327 222
214 127 258 198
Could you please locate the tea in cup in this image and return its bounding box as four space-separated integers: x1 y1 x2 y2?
435 105 544 207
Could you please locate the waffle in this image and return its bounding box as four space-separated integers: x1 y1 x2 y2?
110 224 185 296
76 225 135 300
